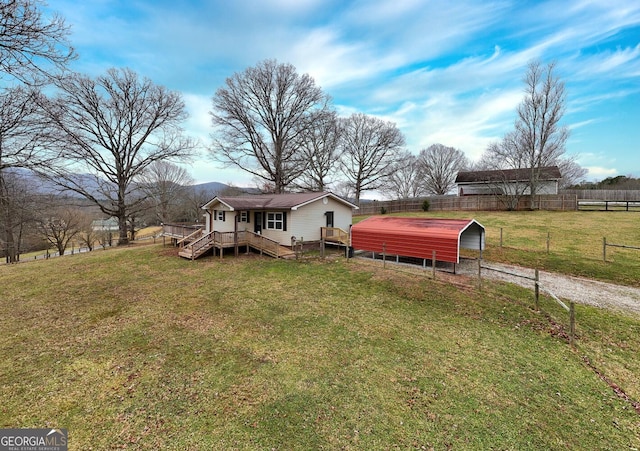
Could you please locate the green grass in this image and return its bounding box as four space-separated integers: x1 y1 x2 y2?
1 244 639 449
357 210 640 287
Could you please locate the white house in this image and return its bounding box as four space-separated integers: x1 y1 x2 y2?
201 191 357 246
455 166 562 196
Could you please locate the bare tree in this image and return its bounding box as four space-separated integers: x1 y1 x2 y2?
137 160 193 224
383 151 425 199
557 155 587 189
418 144 469 195
297 110 341 191
481 61 569 208
40 68 196 245
0 0 75 84
516 60 569 208
210 59 330 193
37 205 82 256
76 210 100 252
0 169 37 262
339 113 405 203
0 86 54 262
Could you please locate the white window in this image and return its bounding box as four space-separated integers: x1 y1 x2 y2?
216 210 225 221
239 211 248 222
266 212 283 230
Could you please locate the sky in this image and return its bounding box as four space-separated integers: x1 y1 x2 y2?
47 0 640 189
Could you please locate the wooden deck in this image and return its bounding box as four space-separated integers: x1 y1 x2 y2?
176 230 295 260
165 225 350 261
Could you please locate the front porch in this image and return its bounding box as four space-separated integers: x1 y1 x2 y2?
162 224 350 260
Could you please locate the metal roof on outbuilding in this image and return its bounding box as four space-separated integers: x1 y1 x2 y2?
351 216 485 264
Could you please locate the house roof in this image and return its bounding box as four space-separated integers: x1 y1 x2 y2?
351 216 485 263
455 166 562 184
201 192 359 211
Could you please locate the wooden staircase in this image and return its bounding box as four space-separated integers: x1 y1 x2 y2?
178 230 295 260
178 232 216 260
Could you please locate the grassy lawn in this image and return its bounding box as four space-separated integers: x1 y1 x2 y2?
1 243 639 449
355 210 640 287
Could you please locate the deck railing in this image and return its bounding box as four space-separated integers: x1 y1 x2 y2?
246 231 282 257
176 228 203 246
213 231 247 246
162 223 202 238
185 231 214 258
321 227 350 245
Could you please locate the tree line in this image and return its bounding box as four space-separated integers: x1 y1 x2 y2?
1 0 588 262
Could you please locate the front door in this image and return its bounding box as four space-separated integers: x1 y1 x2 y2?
325 211 334 228
254 212 262 234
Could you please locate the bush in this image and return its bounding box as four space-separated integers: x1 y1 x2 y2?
380 207 387 214
422 199 430 211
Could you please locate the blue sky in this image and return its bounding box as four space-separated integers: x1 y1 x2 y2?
48 0 640 187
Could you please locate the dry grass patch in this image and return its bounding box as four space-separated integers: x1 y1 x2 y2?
1 245 639 449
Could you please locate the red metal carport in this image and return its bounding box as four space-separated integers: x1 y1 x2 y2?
351 216 485 264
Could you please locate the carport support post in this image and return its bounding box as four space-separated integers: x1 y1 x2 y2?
477 256 482 290
432 250 436 280
500 228 503 248
382 243 386 269
603 237 607 262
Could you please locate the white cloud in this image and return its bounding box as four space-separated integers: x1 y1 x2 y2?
585 166 619 180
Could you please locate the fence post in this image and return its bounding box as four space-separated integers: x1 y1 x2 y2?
546 232 550 254
534 269 540 311
569 302 575 347
603 237 607 262
477 257 482 289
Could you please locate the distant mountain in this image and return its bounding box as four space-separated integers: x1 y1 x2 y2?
190 181 231 193
189 181 260 196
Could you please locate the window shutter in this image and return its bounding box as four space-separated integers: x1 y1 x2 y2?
262 212 266 229
247 211 250 223
283 212 287 231
213 210 217 220
223 211 226 222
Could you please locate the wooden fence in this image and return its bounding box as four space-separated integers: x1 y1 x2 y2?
355 194 578 215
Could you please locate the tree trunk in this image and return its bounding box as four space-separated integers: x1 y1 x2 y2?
0 177 18 263
117 214 129 245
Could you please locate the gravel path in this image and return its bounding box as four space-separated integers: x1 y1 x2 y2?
457 259 640 317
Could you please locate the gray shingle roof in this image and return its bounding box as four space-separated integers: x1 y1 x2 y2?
202 192 358 210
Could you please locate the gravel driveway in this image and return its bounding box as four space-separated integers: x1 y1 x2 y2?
457 259 640 317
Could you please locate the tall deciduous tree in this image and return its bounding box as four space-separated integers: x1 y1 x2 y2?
418 144 469 195
40 68 195 245
516 60 569 208
138 160 193 224
383 151 424 199
339 113 405 203
0 169 37 262
486 61 569 209
0 0 75 84
297 110 341 191
210 59 330 193
0 86 52 262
